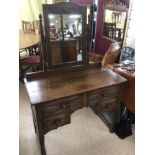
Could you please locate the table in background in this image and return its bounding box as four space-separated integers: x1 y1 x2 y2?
19 30 40 50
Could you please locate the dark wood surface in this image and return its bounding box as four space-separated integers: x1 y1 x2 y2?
50 39 79 64
25 65 127 155
25 66 126 105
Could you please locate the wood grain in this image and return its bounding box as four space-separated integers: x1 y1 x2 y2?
25 66 126 104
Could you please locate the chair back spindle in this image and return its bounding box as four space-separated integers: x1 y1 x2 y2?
22 21 35 32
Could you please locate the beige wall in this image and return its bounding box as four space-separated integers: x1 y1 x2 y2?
19 0 43 29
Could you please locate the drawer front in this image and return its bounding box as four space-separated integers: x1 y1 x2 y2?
70 97 83 113
88 85 120 106
43 113 70 134
42 95 82 118
96 98 118 112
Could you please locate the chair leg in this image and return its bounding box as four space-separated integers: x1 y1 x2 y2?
36 66 40 71
19 75 24 83
19 64 24 83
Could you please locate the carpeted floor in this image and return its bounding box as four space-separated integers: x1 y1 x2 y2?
19 82 135 155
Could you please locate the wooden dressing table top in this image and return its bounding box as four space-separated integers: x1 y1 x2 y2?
25 66 126 105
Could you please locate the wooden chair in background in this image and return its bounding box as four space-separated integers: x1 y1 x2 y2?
19 43 43 82
19 18 44 82
104 22 116 40
33 20 40 33
22 20 35 32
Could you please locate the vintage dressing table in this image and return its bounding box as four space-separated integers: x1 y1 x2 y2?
24 2 126 155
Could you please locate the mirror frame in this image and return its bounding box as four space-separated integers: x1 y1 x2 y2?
42 2 88 70
103 3 128 44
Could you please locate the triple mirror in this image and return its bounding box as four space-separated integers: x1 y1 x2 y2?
103 3 128 43
43 2 87 69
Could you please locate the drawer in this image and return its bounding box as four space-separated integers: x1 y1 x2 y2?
42 95 82 118
43 113 70 134
96 98 118 112
88 85 120 106
70 97 83 113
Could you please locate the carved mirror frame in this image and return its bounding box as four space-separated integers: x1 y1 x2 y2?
42 2 88 70
103 2 129 44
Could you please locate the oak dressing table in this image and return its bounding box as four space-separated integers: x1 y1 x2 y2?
25 64 126 155
24 2 126 155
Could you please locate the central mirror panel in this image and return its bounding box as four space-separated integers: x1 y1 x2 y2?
43 2 87 69
62 14 82 63
48 14 62 64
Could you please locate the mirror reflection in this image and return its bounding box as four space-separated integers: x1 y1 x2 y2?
103 7 127 42
48 14 62 40
48 14 83 65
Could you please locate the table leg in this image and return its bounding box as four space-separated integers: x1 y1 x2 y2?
32 117 37 133
38 134 46 155
35 105 46 155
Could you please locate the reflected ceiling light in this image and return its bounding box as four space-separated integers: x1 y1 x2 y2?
50 23 54 26
69 15 80 19
74 21 77 25
48 15 54 19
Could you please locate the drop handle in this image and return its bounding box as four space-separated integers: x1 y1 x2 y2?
54 119 61 126
105 103 112 109
101 93 105 97
105 104 109 109
61 103 67 109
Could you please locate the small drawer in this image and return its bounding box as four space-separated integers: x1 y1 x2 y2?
42 101 70 119
70 97 83 113
42 95 82 118
88 85 120 106
96 98 118 112
43 113 70 134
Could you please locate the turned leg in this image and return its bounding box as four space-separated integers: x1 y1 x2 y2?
38 134 46 155
32 117 37 133
19 64 24 83
35 105 46 155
